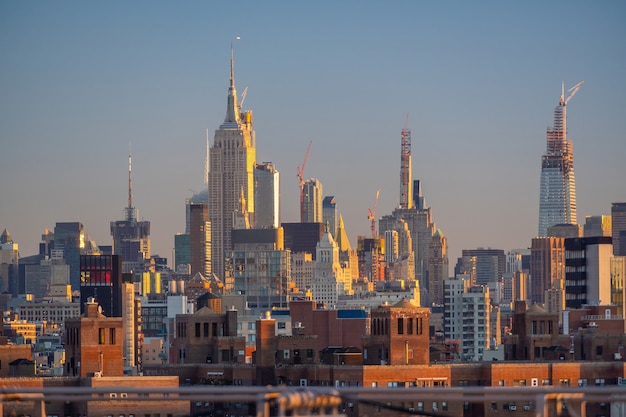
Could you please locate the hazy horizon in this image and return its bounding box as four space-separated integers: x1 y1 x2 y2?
2 1 625 266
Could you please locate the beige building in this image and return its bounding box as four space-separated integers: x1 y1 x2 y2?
208 50 256 281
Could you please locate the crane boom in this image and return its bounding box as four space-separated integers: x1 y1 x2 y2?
564 81 584 105
367 189 381 238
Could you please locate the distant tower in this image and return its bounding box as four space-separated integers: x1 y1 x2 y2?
428 229 449 306
302 178 323 223
400 116 413 210
189 203 211 277
538 81 583 237
110 150 151 273
322 196 337 237
208 46 256 279
254 162 280 228
612 202 626 256
0 229 19 295
54 222 85 291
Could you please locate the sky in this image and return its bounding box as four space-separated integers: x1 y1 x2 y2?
1 1 625 267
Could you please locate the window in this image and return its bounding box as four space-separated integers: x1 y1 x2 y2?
204 322 209 337
397 318 404 335
110 328 116 345
407 318 413 334
278 322 286 330
195 323 201 338
99 328 105 345
596 346 603 356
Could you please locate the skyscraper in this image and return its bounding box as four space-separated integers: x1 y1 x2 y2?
302 178 323 223
208 48 256 279
54 222 85 291
612 202 626 256
428 229 449 306
110 152 151 273
254 162 280 228
379 121 436 287
538 81 583 237
0 229 19 295
189 203 210 277
322 196 337 238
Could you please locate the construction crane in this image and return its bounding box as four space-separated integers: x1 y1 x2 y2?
563 81 584 105
367 189 381 238
297 140 313 222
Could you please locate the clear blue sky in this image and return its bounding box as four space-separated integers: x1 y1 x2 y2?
1 1 625 266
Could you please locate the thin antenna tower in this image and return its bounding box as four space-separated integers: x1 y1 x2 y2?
126 143 136 221
400 114 413 209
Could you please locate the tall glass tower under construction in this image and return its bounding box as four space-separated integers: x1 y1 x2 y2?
538 82 583 237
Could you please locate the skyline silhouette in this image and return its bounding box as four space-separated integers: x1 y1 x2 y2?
1 1 625 264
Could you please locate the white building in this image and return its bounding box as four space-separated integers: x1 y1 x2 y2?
312 226 351 308
443 276 493 361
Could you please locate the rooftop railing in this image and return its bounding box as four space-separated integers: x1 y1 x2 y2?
1 385 625 417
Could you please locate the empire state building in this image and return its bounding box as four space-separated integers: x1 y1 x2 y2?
208 48 256 283
538 81 583 237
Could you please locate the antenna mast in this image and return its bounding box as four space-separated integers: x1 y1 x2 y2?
126 143 135 221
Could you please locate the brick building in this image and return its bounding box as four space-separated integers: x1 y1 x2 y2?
169 305 244 365
64 298 123 377
362 299 430 365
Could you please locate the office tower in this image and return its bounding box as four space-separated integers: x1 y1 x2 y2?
302 178 323 223
384 230 399 264
226 228 291 314
292 252 314 292
400 120 413 209
322 196 337 238
538 81 583 237
281 222 324 260
428 229 449 306
564 236 612 308
208 48 256 280
583 215 612 238
189 203 210 277
455 248 505 285
23 253 70 301
174 233 190 272
255 162 280 228
612 202 626 256
79 254 124 317
379 120 437 287
110 152 151 273
357 236 385 284
312 225 351 308
530 237 565 305
0 229 19 295
54 222 85 291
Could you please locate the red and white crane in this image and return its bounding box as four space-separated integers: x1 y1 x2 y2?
367 189 381 238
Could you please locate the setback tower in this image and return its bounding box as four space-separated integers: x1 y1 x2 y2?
208 47 256 281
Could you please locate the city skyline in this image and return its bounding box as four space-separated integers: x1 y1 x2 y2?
1 2 625 265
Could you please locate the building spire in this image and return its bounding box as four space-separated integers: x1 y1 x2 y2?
126 143 136 221
223 43 240 125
